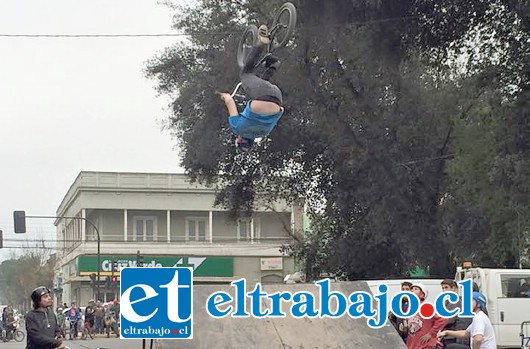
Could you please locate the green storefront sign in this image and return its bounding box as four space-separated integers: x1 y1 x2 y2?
77 255 233 277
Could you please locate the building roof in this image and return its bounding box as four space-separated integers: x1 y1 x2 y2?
56 171 215 219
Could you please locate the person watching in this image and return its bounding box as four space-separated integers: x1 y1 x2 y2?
25 286 65 349
438 291 497 349
440 279 472 347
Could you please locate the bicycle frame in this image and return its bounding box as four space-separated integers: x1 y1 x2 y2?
268 23 284 48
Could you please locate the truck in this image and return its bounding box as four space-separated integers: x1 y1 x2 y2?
455 265 530 348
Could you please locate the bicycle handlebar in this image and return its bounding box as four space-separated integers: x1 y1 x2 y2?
215 84 247 102
231 82 243 97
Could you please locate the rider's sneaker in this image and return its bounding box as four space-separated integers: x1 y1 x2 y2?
264 54 279 66
268 60 281 71
258 25 270 45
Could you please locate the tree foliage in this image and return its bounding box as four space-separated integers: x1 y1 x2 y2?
146 0 530 279
0 243 55 307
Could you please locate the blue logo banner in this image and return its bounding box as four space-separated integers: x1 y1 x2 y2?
120 267 193 339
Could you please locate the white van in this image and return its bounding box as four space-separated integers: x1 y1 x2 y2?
455 267 530 348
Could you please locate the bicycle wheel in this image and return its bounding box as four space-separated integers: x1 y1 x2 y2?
237 25 259 68
14 330 25 342
270 2 297 51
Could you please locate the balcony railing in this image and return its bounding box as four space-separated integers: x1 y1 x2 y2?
58 233 292 253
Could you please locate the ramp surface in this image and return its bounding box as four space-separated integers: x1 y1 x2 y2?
157 281 407 349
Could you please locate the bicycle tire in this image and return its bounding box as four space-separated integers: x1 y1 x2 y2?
270 2 297 51
237 25 259 68
14 330 25 342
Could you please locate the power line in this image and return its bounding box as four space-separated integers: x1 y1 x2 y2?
0 33 192 38
0 15 421 39
0 246 58 250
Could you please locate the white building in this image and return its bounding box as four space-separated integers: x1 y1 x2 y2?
54 171 302 305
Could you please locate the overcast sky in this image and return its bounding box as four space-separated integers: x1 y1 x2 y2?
0 0 186 260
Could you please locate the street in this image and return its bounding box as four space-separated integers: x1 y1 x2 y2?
0 336 151 349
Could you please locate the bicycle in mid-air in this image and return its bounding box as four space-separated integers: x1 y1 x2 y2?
230 2 298 107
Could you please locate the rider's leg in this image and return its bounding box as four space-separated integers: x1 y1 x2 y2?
240 73 283 104
241 25 269 75
261 60 281 81
241 45 266 75
239 26 283 104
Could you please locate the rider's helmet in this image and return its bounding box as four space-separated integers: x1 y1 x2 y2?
472 291 487 312
235 136 254 153
31 286 51 309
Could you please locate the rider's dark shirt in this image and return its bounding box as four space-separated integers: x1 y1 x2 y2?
25 308 62 349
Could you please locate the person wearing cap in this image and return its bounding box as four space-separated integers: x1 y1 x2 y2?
218 24 284 154
437 291 496 349
406 283 447 349
25 286 65 349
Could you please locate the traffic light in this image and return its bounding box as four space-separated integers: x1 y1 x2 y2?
105 276 111 289
0 230 3 249
110 275 118 289
13 211 26 234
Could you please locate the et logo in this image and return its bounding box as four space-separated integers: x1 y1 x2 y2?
120 267 193 339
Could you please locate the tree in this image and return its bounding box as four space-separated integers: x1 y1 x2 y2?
147 0 529 278
444 77 530 267
0 239 56 309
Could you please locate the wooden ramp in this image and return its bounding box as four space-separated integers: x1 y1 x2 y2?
156 281 407 349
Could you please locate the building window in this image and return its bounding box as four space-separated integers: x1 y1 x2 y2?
133 216 157 241
186 217 208 242
237 218 260 242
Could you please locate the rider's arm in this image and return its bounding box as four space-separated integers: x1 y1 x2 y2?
220 93 238 116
